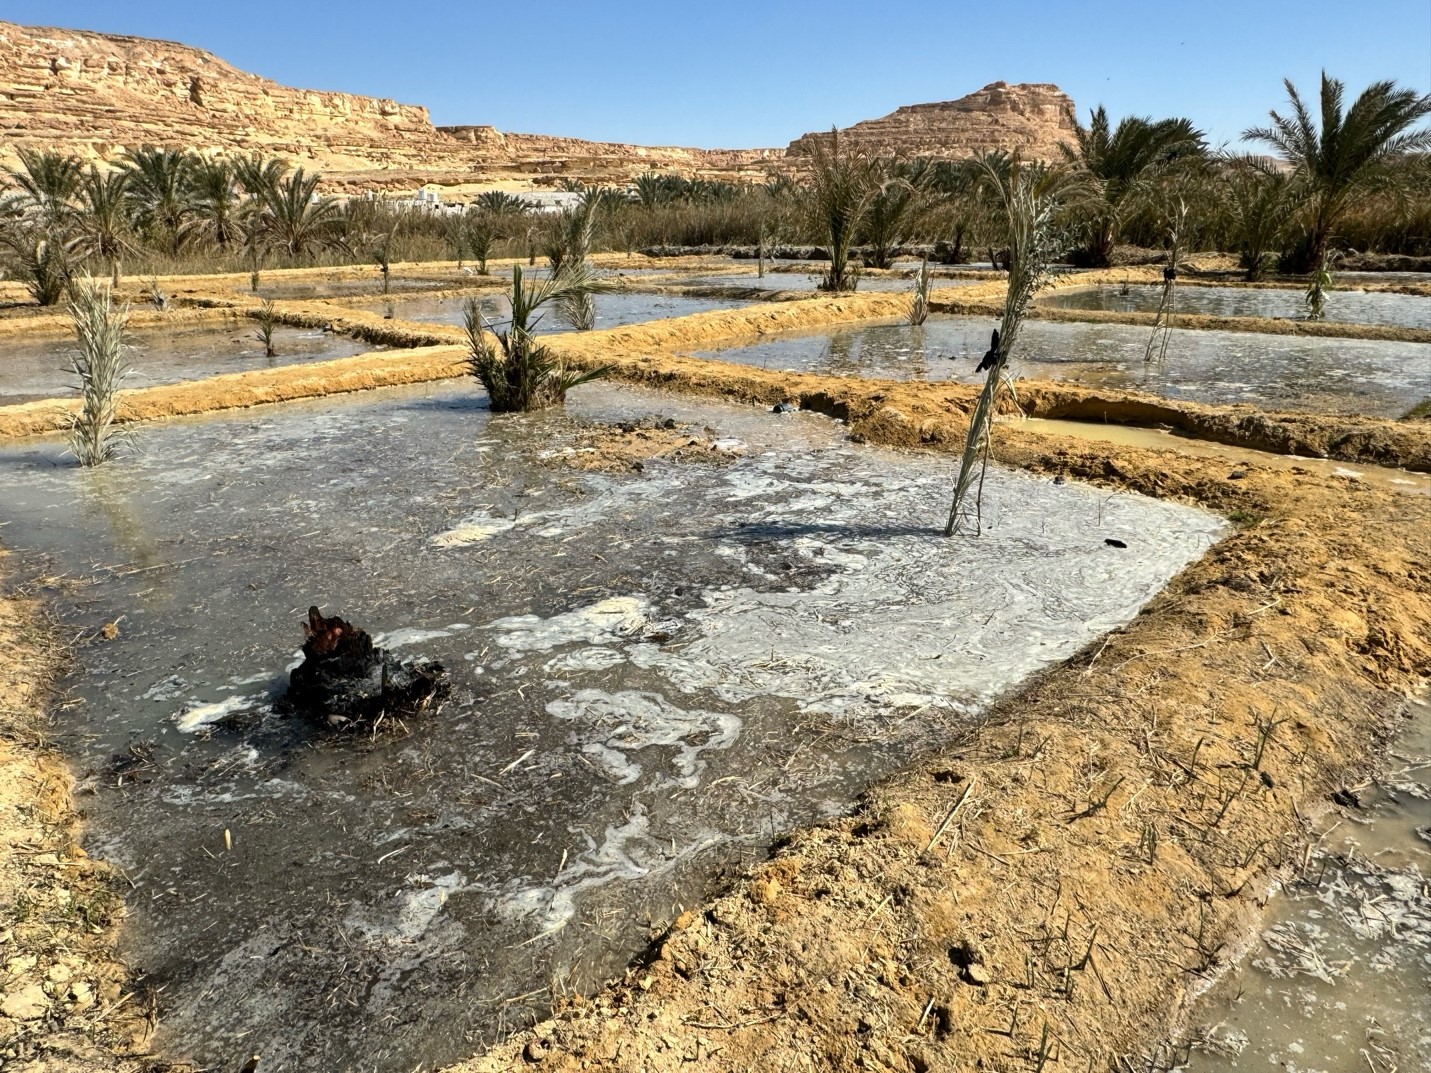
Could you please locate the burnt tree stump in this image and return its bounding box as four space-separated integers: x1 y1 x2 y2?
285 606 447 731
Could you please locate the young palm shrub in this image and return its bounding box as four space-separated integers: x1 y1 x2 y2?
254 299 278 357
803 128 882 291
1060 107 1206 266
462 264 609 412
908 257 931 326
66 276 130 466
1245 74 1431 313
545 199 601 331
1218 155 1299 281
465 211 498 274
945 158 1066 536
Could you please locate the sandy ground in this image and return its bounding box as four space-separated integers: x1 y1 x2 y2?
1 259 1429 1071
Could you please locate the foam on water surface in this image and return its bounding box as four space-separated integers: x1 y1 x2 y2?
0 379 1222 1072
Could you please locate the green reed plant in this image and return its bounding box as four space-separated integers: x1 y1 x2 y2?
945 158 1066 536
909 257 931 325
66 276 130 466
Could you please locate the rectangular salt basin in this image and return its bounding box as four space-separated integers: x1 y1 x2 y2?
688 315 1431 417
1039 283 1431 330
0 321 386 404
0 381 1222 1072
352 288 753 332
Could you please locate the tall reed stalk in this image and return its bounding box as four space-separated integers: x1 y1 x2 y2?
909 258 931 325
944 158 1063 536
66 276 130 466
1143 198 1188 364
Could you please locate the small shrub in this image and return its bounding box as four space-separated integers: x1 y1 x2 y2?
254 299 278 357
463 264 609 412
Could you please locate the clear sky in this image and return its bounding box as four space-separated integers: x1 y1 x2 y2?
6 1 1429 149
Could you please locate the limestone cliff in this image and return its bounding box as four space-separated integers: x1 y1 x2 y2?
788 82 1078 161
0 21 1075 192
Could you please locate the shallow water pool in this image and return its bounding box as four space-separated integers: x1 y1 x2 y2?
1040 283 1431 330
0 380 1221 1071
688 315 1431 417
0 321 385 404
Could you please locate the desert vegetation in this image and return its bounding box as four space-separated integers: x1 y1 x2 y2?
64 275 130 465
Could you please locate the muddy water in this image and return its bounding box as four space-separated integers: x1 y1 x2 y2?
0 382 1222 1072
0 322 385 405
350 289 752 332
690 316 1431 417
1183 698 1431 1072
1040 283 1431 330
661 268 948 293
237 275 466 299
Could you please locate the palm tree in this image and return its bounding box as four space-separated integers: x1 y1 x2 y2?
234 152 290 203
4 149 82 233
927 157 983 264
258 169 342 259
122 146 195 254
73 166 134 285
474 190 528 216
0 225 76 305
1217 155 1299 281
1244 73 1431 277
462 264 609 412
859 160 925 269
1061 107 1206 265
188 157 240 249
803 128 883 291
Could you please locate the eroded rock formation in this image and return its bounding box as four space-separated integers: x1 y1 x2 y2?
788 82 1078 162
0 21 1077 192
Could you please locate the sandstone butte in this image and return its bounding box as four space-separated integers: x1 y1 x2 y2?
0 19 1077 194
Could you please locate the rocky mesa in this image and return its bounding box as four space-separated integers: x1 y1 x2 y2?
0 20 1076 192
787 81 1078 161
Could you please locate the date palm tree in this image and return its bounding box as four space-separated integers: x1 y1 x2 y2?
803 128 883 291
188 157 241 249
258 169 343 259
1244 73 1431 280
1217 155 1299 281
4 148 82 232
122 146 195 255
234 152 290 203
73 166 134 285
1061 107 1206 265
860 160 926 269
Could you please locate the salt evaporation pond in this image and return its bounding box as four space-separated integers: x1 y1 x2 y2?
0 322 385 405
0 382 1222 1071
1040 283 1431 330
689 315 1431 417
1183 699 1431 1072
665 268 958 293
352 289 751 332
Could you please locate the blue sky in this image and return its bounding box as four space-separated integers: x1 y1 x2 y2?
7 1 1429 149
